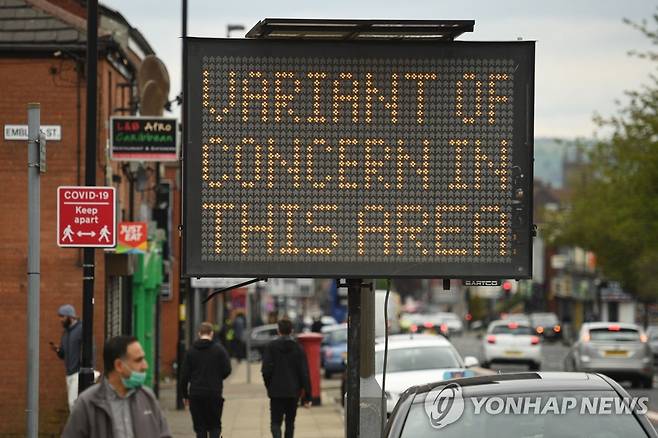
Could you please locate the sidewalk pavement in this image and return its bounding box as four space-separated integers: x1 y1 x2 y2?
160 360 345 438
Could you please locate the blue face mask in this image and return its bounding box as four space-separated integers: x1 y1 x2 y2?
120 362 146 389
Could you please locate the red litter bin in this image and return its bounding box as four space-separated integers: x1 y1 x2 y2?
297 332 323 405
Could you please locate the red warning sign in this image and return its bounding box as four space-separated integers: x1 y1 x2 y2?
57 186 116 248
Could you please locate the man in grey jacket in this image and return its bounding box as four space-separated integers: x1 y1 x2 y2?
62 335 171 438
50 304 82 411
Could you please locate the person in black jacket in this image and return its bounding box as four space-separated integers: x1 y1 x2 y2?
180 322 232 438
261 318 312 438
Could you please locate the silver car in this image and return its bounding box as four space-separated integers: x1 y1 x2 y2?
565 322 653 388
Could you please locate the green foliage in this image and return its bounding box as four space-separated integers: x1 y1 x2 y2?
554 13 658 300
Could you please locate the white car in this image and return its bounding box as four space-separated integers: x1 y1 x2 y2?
374 335 479 414
482 320 542 370
438 312 464 335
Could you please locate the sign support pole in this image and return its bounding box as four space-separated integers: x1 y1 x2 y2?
176 0 188 411
26 103 41 438
79 0 98 395
346 278 362 438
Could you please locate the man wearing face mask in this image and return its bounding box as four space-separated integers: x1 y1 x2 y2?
50 304 82 411
62 335 172 438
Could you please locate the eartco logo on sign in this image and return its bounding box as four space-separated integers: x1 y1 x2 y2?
424 383 465 429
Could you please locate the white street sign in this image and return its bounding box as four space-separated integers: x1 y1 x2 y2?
4 124 61 141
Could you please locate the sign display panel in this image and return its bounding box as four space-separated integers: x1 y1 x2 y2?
185 38 534 278
57 186 116 248
110 116 178 161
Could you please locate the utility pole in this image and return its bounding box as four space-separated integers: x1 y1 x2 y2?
175 0 188 410
26 103 41 438
360 284 382 437
346 279 362 438
79 0 98 394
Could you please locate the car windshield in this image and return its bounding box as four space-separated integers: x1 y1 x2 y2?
491 325 533 335
589 328 641 342
532 314 559 326
375 346 461 374
399 390 648 438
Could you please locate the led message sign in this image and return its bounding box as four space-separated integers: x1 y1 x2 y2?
185 38 534 278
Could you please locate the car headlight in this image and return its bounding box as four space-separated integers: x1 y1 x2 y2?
580 355 590 362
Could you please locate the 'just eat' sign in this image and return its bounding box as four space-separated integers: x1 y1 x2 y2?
184 38 535 278
57 186 116 248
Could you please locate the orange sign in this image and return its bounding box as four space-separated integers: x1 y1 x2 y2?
117 222 147 254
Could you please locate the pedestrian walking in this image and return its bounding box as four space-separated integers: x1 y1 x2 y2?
180 322 232 438
233 313 246 362
50 304 82 411
61 335 171 438
262 318 312 438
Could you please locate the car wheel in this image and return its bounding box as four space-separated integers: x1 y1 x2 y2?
643 377 654 389
529 362 541 371
324 370 333 379
481 361 490 369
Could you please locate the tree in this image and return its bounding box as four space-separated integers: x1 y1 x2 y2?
552 13 658 300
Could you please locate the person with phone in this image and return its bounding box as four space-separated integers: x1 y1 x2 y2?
50 304 82 411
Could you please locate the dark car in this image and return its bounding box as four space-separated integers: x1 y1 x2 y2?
385 372 657 437
530 312 562 341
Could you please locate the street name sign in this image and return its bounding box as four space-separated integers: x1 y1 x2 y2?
4 124 61 141
184 38 535 278
57 186 116 248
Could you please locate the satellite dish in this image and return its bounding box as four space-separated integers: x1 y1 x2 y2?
138 55 170 116
140 80 167 116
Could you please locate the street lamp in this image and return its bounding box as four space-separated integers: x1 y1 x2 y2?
226 24 245 38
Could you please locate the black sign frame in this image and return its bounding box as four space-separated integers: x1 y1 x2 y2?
184 37 534 279
110 116 179 162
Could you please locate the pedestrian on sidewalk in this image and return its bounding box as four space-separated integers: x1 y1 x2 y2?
262 318 312 438
180 322 232 438
50 304 82 411
62 335 171 438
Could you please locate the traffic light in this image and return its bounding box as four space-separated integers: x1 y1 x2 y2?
502 280 512 297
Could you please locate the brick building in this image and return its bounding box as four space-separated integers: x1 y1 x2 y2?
0 0 180 435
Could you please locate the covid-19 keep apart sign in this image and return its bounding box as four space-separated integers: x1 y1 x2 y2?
184 38 534 278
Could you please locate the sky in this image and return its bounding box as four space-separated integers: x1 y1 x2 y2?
102 0 657 139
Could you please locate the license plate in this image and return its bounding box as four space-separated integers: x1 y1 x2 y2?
604 350 628 357
443 370 475 380
505 350 523 357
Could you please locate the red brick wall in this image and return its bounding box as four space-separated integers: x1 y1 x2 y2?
0 56 129 435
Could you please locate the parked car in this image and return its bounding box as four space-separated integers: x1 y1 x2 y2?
385 372 658 437
374 334 478 414
565 322 653 388
530 312 562 341
249 324 278 360
482 320 542 370
321 323 348 378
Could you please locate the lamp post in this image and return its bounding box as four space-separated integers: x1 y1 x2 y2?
226 24 245 38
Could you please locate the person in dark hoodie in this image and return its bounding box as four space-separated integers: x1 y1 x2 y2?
180 322 232 438
261 318 312 438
